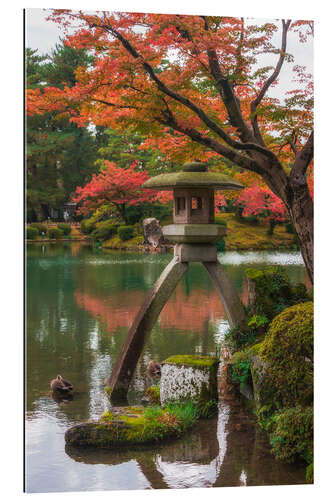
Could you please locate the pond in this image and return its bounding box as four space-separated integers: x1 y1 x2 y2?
25 243 309 492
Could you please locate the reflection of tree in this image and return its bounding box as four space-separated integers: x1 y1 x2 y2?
74 282 225 334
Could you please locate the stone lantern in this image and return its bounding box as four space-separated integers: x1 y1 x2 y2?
144 161 243 261
107 162 245 401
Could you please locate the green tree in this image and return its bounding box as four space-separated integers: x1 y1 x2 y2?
97 128 179 175
26 44 101 221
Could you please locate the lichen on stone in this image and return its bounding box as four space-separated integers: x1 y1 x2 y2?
160 355 218 415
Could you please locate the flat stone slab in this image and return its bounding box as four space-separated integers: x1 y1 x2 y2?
174 243 217 262
160 355 219 414
163 224 226 243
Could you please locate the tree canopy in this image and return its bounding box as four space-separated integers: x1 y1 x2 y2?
27 11 314 281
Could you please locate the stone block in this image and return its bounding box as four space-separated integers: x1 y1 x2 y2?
160 355 219 413
174 243 217 262
163 223 226 243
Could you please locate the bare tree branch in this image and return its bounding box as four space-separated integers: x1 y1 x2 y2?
91 22 280 164
201 15 254 143
156 109 264 174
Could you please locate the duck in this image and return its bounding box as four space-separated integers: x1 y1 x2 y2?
147 360 161 377
50 375 73 394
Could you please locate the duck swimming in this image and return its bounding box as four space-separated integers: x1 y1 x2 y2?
50 375 73 394
147 360 161 377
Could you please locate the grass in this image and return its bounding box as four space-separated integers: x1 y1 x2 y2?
102 234 144 249
215 213 296 251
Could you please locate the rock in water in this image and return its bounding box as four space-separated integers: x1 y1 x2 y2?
142 218 164 249
160 355 219 416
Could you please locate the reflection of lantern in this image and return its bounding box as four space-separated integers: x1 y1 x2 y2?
107 162 245 402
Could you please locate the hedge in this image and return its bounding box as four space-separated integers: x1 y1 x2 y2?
48 227 64 239
30 222 47 235
91 220 119 241
117 225 134 241
26 226 39 239
57 223 71 235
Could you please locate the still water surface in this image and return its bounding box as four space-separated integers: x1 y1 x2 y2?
26 243 308 492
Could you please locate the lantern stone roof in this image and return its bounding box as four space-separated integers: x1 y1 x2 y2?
143 162 243 191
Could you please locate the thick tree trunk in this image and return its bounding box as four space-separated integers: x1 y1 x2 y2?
288 183 314 285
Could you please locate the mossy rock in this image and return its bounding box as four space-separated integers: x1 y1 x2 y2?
269 405 313 464
248 343 276 410
261 302 313 407
160 355 218 416
65 403 198 448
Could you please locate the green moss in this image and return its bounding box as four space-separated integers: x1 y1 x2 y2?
143 171 243 190
163 354 218 368
249 342 263 356
269 406 313 464
65 402 200 448
245 266 293 320
261 302 313 407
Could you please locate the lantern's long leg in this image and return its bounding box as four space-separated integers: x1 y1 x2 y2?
107 257 188 400
203 261 245 328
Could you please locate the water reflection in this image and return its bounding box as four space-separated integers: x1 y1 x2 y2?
64 401 305 490
26 243 308 492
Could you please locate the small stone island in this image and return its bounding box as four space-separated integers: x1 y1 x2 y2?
65 355 219 448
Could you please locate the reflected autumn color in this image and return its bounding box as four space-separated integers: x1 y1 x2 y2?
75 284 225 334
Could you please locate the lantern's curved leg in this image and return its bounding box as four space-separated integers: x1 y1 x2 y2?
106 257 188 401
203 261 245 328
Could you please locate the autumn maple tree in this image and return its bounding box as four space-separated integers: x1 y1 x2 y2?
235 184 287 234
27 11 314 282
73 161 158 223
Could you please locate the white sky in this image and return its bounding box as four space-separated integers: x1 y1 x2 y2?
25 8 313 101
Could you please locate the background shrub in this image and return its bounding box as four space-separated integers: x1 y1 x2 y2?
57 223 71 235
215 238 226 252
30 222 47 235
26 226 39 239
117 225 134 241
80 218 96 234
48 227 64 239
91 220 119 241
